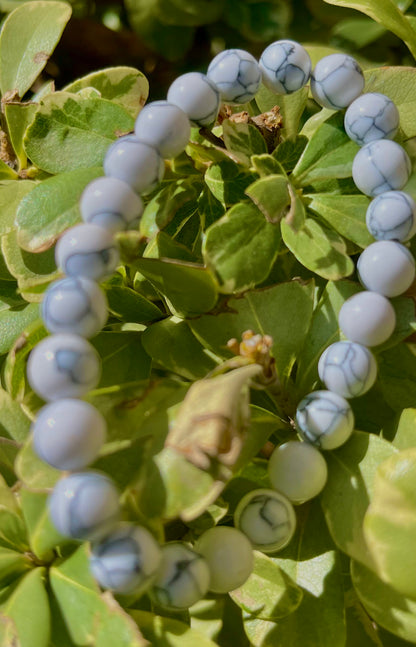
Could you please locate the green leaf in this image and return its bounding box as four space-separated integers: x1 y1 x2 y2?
130 609 219 647
245 175 290 224
24 92 133 174
20 488 65 560
140 180 199 238
0 547 30 587
16 437 60 490
156 0 223 26
378 344 416 410
256 85 309 138
222 121 268 165
204 160 256 207
16 167 103 252
392 408 416 450
364 67 416 139
0 303 40 355
0 388 31 442
251 154 286 177
104 278 163 323
0 475 27 552
144 230 196 262
198 186 225 229
0 180 35 237
202 203 281 293
0 160 18 180
0 1 72 97
332 17 387 49
273 136 308 173
4 103 37 169
307 193 373 248
91 331 151 389
4 320 46 399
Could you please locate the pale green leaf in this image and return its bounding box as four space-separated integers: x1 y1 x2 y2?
245 175 290 224
0 180 36 237
130 610 219 647
364 66 416 139
20 488 65 560
222 120 267 165
307 193 373 248
4 103 37 170
392 408 416 450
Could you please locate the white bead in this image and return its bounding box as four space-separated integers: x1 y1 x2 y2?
103 135 164 194
27 334 101 401
259 40 311 94
90 524 161 594
338 291 396 346
167 72 221 127
234 489 296 552
352 140 411 197
42 277 108 338
318 341 377 398
55 224 119 281
32 399 106 470
151 543 210 609
296 390 354 450
195 526 253 593
366 190 416 242
207 49 261 104
268 442 328 504
80 177 144 232
134 101 191 159
344 93 399 146
310 54 364 110
357 240 415 297
49 471 120 540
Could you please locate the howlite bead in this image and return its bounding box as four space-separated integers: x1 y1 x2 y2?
268 442 328 504
366 190 416 242
167 72 221 127
104 135 164 194
134 100 191 159
55 224 119 281
352 139 411 196
80 177 144 232
357 240 415 297
338 291 396 347
259 40 311 94
311 54 364 110
296 390 354 450
207 49 261 104
318 341 377 398
344 93 399 146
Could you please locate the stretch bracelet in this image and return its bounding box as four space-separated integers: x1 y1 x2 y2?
25 41 416 606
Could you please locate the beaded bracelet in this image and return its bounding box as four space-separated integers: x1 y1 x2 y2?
25 40 416 606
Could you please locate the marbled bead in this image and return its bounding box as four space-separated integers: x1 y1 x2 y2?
338 291 396 347
32 399 106 471
104 135 164 195
366 190 416 242
42 277 108 338
55 224 119 281
49 471 120 540
27 333 101 401
310 54 364 110
268 442 328 504
151 543 210 610
296 390 354 450
234 489 296 553
259 40 311 94
357 240 415 297
80 177 144 233
167 72 221 127
90 524 162 594
207 49 261 104
318 341 377 398
134 100 191 159
344 93 399 146
352 140 411 197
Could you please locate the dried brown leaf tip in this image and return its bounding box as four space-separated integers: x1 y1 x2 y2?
219 105 283 152
227 330 278 386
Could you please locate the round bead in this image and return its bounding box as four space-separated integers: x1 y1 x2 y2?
344 93 400 146
32 399 106 470
357 240 415 297
310 54 364 110
318 341 377 398
195 526 253 594
366 190 416 242
103 135 164 195
151 543 210 610
338 291 396 347
27 334 101 401
259 40 311 94
90 524 162 594
352 140 411 197
42 277 108 338
55 224 119 281
167 72 221 127
207 49 261 104
296 390 354 450
49 471 120 540
80 177 144 233
268 442 328 504
234 489 296 552
134 101 191 159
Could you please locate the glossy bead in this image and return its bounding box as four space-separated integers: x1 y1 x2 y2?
27 334 101 401
352 140 411 197
90 524 161 594
42 277 108 338
338 291 396 346
318 341 377 398
151 543 210 610
195 526 253 594
357 240 415 297
296 390 354 450
310 54 364 110
344 93 399 146
32 399 106 470
268 442 328 504
259 40 311 94
366 190 416 242
49 472 120 540
134 101 191 158
234 489 296 552
167 72 221 127
207 49 261 104
104 135 164 195
80 177 144 232
55 224 119 281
